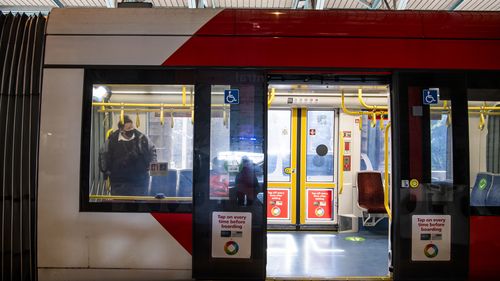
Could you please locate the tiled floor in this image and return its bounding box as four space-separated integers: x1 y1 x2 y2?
267 230 389 278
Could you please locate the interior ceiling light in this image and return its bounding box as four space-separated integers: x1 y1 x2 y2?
92 86 109 102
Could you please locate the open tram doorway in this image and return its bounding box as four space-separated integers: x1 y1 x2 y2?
265 74 393 279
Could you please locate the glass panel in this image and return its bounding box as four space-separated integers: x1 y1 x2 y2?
209 85 265 204
89 84 194 203
360 116 386 171
306 110 334 182
267 110 291 182
469 95 500 207
430 102 453 182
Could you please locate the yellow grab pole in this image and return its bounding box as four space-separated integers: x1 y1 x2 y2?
105 128 114 139
120 103 124 125
339 132 344 195
182 86 187 106
371 111 377 128
170 109 174 129
160 104 164 125
135 112 140 128
268 87 275 107
384 122 392 221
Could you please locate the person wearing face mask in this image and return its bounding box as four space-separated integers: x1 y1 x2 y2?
99 115 157 196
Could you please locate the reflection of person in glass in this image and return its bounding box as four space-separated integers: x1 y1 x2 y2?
99 115 157 196
210 157 229 199
234 156 261 206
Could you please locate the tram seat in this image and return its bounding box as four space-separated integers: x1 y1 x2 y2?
470 173 494 206
485 174 500 206
357 171 387 227
178 169 193 197
150 169 177 197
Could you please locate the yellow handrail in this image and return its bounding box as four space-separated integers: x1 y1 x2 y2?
89 195 192 201
93 102 210 108
384 122 392 221
182 86 186 106
371 111 377 128
268 87 275 107
120 103 124 124
339 132 344 195
341 90 378 116
358 87 388 111
160 104 164 125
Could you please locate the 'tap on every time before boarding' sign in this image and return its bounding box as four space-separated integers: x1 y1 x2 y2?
212 212 252 259
412 215 451 261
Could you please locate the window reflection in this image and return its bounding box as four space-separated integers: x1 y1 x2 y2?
209 85 264 205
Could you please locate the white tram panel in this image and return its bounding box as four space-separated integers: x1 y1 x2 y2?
38 8 208 281
38 69 191 280
45 8 222 66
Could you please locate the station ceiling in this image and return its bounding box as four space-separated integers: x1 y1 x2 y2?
1 0 500 14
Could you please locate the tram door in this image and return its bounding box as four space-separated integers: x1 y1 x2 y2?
267 108 337 228
392 72 469 280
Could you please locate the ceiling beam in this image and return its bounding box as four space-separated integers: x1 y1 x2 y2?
449 0 465 11
397 0 408 10
1 5 53 14
356 0 372 8
314 0 326 10
105 0 116 8
370 0 382 9
52 0 64 8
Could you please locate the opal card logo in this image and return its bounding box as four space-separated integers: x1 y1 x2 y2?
315 207 325 217
424 244 439 258
224 241 239 255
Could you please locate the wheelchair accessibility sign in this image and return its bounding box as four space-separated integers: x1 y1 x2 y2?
422 88 439 105
224 89 240 104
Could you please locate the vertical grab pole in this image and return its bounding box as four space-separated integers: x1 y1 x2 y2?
384 122 392 220
182 86 187 106
339 132 344 194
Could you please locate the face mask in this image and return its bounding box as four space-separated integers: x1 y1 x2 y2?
123 130 134 138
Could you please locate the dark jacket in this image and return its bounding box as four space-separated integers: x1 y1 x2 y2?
99 130 156 182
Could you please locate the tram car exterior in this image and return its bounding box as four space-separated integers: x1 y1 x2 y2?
0 7 499 281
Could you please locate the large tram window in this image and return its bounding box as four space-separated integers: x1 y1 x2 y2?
209 85 265 203
306 110 334 182
468 91 500 207
430 104 453 182
89 84 194 204
267 110 291 182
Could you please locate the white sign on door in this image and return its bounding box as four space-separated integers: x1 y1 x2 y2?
212 212 252 259
412 215 451 261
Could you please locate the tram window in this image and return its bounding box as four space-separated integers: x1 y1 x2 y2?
430 107 453 182
360 116 386 171
267 110 291 182
88 84 194 205
306 110 334 182
468 92 500 207
209 85 265 204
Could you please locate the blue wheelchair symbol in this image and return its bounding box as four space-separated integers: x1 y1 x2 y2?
422 88 439 105
224 89 239 104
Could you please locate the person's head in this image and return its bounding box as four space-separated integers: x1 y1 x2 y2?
118 115 135 139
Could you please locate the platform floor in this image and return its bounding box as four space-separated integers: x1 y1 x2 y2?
267 230 389 278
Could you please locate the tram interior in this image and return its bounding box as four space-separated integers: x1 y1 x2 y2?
265 83 391 278
88 80 500 279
